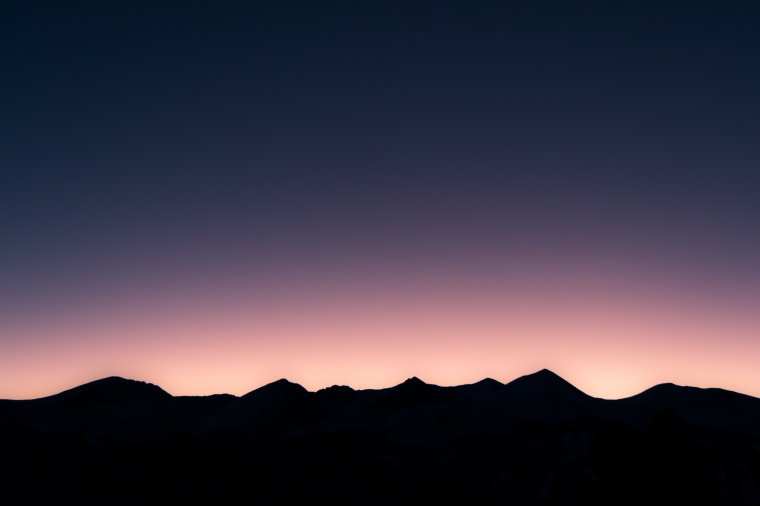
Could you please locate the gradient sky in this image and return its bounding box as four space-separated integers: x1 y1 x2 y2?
2 1 759 400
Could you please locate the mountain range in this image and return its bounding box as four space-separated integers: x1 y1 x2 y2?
2 370 760 504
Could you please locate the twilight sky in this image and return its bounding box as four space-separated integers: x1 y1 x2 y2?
2 1 759 399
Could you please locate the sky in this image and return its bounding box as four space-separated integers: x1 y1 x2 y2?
1 0 759 400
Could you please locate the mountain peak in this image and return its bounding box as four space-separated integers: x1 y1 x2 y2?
318 384 355 393
472 378 503 389
402 376 426 387
93 376 161 387
73 376 169 395
242 378 307 398
524 369 565 381
315 384 355 402
505 369 588 398
41 376 171 410
271 378 297 386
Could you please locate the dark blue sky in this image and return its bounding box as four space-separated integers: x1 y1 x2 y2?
1 1 759 397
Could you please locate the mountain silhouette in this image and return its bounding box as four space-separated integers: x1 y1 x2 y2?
41 376 171 409
505 368 590 398
0 376 170 415
2 369 760 504
612 382 760 439
315 384 356 403
199 378 323 434
468 377 503 390
375 376 451 409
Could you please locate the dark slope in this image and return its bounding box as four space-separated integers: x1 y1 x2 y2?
505 369 591 399
0 377 172 443
43 376 170 405
198 378 324 434
0 377 235 444
498 368 605 424
368 376 452 414
611 382 760 438
314 384 356 403
467 377 504 390
2 370 760 504
2 376 170 414
4 370 760 441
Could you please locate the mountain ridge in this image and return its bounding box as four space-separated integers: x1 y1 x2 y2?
4 368 760 503
3 368 758 403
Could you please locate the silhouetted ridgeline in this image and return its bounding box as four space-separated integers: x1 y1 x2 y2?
2 370 760 504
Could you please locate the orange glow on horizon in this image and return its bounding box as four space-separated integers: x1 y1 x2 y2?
2 266 757 401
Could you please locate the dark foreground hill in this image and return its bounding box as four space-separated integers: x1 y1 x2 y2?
2 370 760 504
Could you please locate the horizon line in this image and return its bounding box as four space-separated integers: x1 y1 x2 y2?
4 368 755 403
